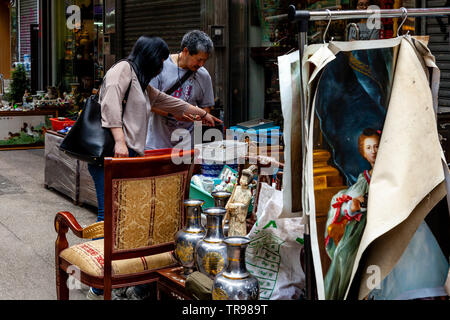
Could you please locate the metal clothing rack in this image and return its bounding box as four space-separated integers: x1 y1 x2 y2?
283 6 450 300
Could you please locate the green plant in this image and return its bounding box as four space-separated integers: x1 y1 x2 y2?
4 64 30 104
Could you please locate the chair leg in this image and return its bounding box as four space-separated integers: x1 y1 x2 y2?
56 267 69 300
156 282 161 300
104 284 112 300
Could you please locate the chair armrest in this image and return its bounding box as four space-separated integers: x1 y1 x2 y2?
55 211 83 238
82 222 104 239
54 212 105 262
54 211 104 239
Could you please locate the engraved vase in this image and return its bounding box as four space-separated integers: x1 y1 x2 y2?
212 236 259 300
194 207 227 279
211 191 232 236
174 199 206 275
212 191 232 208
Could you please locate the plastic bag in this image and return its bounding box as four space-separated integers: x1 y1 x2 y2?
246 183 305 300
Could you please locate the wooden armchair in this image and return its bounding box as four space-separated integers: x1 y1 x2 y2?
55 150 195 300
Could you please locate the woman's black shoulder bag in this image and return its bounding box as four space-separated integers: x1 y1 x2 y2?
59 62 132 166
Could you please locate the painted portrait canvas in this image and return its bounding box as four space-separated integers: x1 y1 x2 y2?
282 37 450 300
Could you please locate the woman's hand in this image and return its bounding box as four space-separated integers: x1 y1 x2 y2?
202 112 222 127
114 140 129 158
110 127 129 158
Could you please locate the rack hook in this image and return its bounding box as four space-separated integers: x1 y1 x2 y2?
323 9 332 44
397 7 408 36
345 22 360 41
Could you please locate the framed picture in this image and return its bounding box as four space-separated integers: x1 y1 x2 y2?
0 111 55 149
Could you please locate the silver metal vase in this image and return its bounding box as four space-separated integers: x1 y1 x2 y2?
174 199 206 275
212 236 259 300
194 207 227 279
211 191 232 236
212 191 232 207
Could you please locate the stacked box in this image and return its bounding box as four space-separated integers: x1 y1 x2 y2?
44 132 78 203
228 126 282 146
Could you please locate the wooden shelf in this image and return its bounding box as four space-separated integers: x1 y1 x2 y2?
0 108 59 117
46 129 66 138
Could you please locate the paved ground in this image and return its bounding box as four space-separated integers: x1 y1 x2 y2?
0 149 97 300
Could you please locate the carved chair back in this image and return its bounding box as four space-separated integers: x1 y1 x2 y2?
103 150 194 279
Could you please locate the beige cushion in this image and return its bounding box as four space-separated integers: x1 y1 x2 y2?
60 239 176 277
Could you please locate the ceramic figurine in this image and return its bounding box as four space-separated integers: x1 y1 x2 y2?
226 202 248 237
224 165 256 236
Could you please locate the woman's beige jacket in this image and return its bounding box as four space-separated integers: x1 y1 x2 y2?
100 60 189 155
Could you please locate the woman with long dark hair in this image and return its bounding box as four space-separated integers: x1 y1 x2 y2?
86 35 220 300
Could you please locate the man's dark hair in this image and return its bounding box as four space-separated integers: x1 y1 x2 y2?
181 30 214 55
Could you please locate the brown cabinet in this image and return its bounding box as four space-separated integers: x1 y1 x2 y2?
156 267 193 300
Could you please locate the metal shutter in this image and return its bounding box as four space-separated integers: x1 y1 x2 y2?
19 0 38 61
425 0 450 109
122 0 201 56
